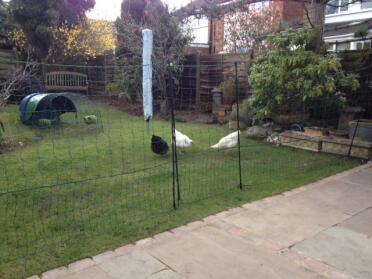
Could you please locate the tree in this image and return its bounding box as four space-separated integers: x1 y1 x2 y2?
0 0 13 48
9 0 95 60
304 0 326 52
115 0 192 102
51 19 117 62
56 0 97 24
9 19 116 63
0 0 7 45
224 4 281 53
249 28 360 120
1 57 43 107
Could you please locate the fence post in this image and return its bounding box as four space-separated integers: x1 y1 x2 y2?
234 62 243 190
168 69 180 209
348 118 360 157
195 53 201 109
104 51 108 97
142 29 153 124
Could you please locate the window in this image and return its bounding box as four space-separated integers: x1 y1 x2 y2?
335 42 350 51
356 40 371 49
340 0 349 11
327 43 335 52
326 0 338 14
361 0 372 9
325 0 350 15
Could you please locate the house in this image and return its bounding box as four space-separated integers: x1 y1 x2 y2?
324 0 372 51
182 0 305 54
182 0 372 54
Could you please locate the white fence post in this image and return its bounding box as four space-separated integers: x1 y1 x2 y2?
142 29 153 123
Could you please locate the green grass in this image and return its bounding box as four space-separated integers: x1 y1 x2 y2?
0 104 361 279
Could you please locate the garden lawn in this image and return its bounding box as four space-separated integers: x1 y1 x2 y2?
0 104 360 279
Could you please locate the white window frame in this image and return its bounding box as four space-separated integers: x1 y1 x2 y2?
355 39 372 49
326 0 351 15
361 0 372 10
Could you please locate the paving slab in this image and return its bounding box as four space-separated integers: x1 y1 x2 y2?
339 208 372 237
294 180 372 215
41 267 69 279
92 251 116 264
67 258 95 273
293 226 372 279
145 224 325 279
148 269 184 279
58 266 110 279
364 165 372 173
338 169 372 186
221 194 349 248
98 250 166 279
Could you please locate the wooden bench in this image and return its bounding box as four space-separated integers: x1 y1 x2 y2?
45 71 88 93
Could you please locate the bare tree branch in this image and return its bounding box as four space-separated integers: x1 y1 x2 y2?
0 51 40 106
305 4 315 28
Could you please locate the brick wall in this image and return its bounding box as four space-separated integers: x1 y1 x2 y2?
282 0 305 27
210 18 224 54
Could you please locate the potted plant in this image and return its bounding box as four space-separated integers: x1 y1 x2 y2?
249 28 360 125
220 79 236 106
228 98 254 129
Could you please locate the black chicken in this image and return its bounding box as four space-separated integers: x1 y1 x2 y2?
151 135 169 155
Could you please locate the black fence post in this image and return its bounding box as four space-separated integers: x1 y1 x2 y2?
234 62 243 190
348 118 360 157
168 69 180 208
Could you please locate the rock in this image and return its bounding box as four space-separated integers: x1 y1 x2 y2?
274 126 284 133
246 126 268 138
262 122 274 129
262 122 283 135
206 115 218 124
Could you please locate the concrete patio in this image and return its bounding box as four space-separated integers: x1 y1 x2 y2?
30 162 372 279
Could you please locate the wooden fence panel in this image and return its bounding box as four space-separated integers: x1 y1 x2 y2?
178 52 252 111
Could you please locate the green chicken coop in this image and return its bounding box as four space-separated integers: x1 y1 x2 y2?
19 93 77 125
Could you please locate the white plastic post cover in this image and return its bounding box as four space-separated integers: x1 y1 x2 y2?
142 29 153 121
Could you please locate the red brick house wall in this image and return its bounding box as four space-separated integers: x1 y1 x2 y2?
210 18 225 54
282 0 305 26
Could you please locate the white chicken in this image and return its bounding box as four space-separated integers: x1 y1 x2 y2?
211 131 240 150
173 129 194 148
